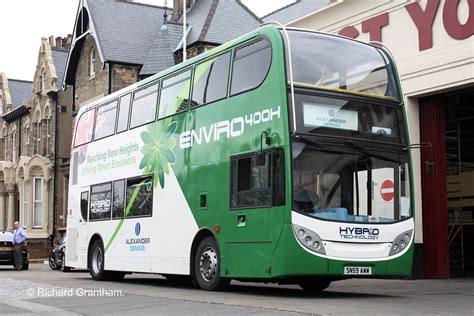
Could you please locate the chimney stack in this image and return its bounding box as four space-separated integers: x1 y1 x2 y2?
49 36 55 47
56 36 62 48
172 0 193 22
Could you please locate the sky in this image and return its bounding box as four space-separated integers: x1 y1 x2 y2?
0 0 294 81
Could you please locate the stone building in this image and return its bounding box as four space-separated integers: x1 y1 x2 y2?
63 0 261 110
0 36 72 258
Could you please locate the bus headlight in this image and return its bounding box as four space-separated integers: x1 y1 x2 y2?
293 225 326 255
389 230 413 256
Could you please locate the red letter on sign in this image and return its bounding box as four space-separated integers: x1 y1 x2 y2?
361 13 389 42
443 0 474 40
406 0 440 51
338 26 360 39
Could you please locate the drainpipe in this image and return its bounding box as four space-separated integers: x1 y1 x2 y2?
18 116 22 160
51 91 59 246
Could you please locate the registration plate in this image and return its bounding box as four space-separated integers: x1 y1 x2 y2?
344 266 372 275
0 247 13 251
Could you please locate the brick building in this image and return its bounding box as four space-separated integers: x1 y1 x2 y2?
0 37 72 258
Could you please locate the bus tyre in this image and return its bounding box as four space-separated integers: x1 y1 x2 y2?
89 239 112 281
194 237 229 291
299 280 331 293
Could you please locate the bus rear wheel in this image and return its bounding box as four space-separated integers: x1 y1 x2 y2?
89 239 112 281
194 237 229 291
299 280 331 293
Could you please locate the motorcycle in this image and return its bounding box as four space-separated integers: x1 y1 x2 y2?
49 235 66 271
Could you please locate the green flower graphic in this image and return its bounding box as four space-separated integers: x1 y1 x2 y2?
139 118 177 188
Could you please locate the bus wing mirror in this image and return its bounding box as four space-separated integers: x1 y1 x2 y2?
256 152 266 166
257 131 272 166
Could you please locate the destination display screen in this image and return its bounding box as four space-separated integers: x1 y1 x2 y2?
294 94 407 145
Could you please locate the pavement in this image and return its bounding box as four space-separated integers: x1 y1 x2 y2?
0 263 473 315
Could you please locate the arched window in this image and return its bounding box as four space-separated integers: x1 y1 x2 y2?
33 176 43 228
0 137 4 161
22 178 28 227
89 48 96 77
11 131 16 162
26 126 30 145
38 67 45 92
41 68 46 91
1 126 7 159
36 120 41 155
44 117 50 156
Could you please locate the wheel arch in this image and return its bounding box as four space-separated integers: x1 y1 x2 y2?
189 228 217 279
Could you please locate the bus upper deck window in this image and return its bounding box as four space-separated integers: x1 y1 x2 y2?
159 69 192 119
130 84 159 129
231 38 271 96
94 100 118 140
117 94 131 133
192 52 230 107
74 109 95 147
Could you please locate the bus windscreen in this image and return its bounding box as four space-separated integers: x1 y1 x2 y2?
284 30 399 100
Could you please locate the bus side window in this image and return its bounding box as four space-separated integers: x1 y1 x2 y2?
89 182 112 221
230 152 272 209
73 109 95 147
94 100 118 140
80 191 89 221
113 180 125 219
191 52 230 107
117 94 131 133
126 175 153 218
130 84 159 129
159 69 192 119
230 38 271 96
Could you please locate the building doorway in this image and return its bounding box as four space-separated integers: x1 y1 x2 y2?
445 89 474 276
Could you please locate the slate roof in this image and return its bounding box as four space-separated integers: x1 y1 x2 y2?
51 49 68 87
262 0 330 24
87 0 171 65
7 79 32 110
65 0 262 83
181 0 261 47
140 22 183 76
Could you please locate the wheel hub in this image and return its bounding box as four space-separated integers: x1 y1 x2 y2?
92 247 102 273
199 247 217 281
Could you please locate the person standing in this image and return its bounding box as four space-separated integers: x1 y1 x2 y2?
13 221 27 270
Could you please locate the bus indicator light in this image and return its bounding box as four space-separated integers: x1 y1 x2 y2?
214 225 220 233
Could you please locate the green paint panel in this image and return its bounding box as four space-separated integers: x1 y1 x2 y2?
169 26 290 277
272 224 328 277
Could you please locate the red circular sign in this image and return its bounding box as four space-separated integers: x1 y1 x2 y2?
380 180 394 201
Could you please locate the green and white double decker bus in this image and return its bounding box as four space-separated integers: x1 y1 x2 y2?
66 24 414 292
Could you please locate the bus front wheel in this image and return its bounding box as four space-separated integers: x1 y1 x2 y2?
89 239 112 281
194 237 229 291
